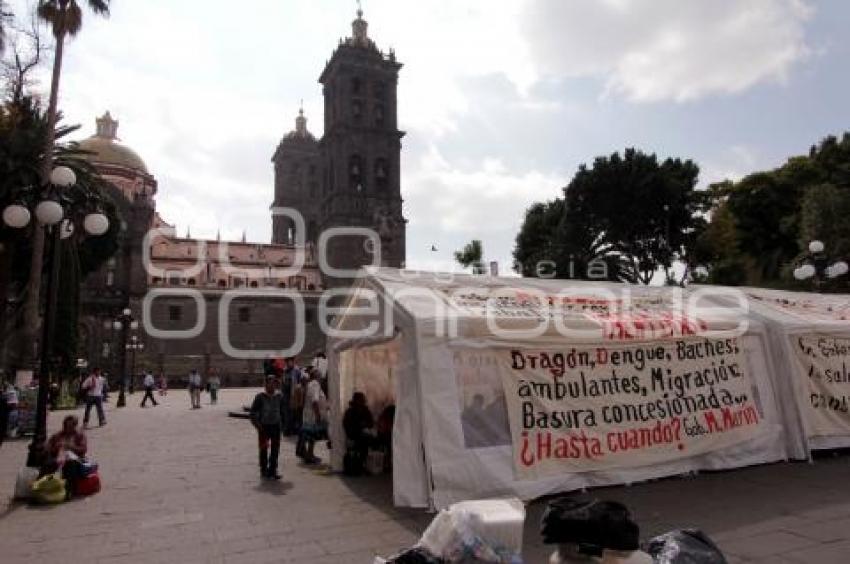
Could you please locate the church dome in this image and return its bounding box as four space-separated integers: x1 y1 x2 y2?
78 112 149 173
282 107 317 144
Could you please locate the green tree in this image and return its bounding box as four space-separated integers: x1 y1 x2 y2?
1 96 120 369
515 148 706 284
455 239 484 274
696 133 850 289
19 0 110 368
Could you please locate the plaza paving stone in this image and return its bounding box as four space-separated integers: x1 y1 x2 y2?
1 389 850 563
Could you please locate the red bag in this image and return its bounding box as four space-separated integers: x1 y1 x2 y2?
76 473 101 496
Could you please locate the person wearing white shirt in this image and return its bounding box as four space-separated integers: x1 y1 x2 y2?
140 371 158 407
312 352 327 379
298 369 327 465
82 369 107 428
188 370 202 409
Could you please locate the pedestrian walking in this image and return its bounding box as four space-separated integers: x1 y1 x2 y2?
0 381 8 446
281 358 303 435
82 368 107 428
158 372 168 396
208 372 221 405
188 369 202 409
297 369 327 465
140 371 158 407
250 376 283 480
4 381 19 437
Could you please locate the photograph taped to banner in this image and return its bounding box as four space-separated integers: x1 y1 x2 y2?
454 349 512 449
470 336 766 479
792 334 850 438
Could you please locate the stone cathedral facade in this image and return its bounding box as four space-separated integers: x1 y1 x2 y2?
67 9 405 385
271 8 407 283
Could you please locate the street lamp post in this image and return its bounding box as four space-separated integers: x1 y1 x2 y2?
2 166 110 468
793 240 849 291
127 335 144 399
113 309 139 408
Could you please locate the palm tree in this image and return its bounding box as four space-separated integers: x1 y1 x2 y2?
19 0 109 367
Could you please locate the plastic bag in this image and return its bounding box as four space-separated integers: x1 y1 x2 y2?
14 467 39 500
644 529 727 564
31 473 66 505
540 497 640 552
373 547 444 563
418 501 524 563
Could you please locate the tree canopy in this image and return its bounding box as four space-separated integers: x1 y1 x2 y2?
455 239 484 274
695 133 850 291
514 148 707 284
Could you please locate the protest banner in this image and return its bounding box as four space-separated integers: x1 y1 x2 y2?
792 334 850 437
474 337 763 479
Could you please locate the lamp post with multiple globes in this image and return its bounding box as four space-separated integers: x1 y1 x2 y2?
113 309 141 408
793 240 849 291
2 166 110 467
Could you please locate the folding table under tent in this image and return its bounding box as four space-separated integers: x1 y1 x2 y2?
327 269 789 509
738 287 850 456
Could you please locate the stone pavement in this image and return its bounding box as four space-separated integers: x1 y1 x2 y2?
0 389 849 563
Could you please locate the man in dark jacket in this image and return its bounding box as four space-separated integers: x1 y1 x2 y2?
250 376 284 480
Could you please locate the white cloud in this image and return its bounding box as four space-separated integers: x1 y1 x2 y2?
4 0 828 276
404 144 562 273
523 0 813 102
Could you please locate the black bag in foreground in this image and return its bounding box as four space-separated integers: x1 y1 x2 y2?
644 529 728 564
540 497 640 552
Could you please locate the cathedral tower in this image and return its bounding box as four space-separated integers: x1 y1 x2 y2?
318 7 406 282
271 107 321 244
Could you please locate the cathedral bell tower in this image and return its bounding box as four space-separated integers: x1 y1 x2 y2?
318 7 406 284
271 106 321 245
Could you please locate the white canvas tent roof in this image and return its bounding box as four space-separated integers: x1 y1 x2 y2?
327 269 797 509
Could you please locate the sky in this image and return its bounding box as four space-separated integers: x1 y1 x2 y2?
6 0 850 274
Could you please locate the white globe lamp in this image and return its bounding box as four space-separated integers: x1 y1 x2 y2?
809 240 825 254
2 204 31 228
34 200 64 226
83 212 110 236
830 261 849 278
113 321 122 330
50 166 77 188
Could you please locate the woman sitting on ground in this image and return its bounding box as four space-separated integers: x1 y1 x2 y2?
43 415 88 496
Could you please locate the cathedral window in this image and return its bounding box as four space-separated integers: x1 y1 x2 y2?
249 281 258 288
375 158 388 188
218 279 227 288
188 278 196 286
375 104 385 127
352 77 361 94
349 154 363 187
374 81 386 101
352 100 363 122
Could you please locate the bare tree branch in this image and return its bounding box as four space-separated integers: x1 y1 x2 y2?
1 10 51 101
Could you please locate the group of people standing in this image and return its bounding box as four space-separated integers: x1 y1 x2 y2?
251 354 328 479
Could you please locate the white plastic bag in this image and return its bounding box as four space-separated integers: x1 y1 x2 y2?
418 498 525 563
14 467 39 500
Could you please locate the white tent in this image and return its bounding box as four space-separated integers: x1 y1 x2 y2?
328 269 790 509
735 287 850 455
